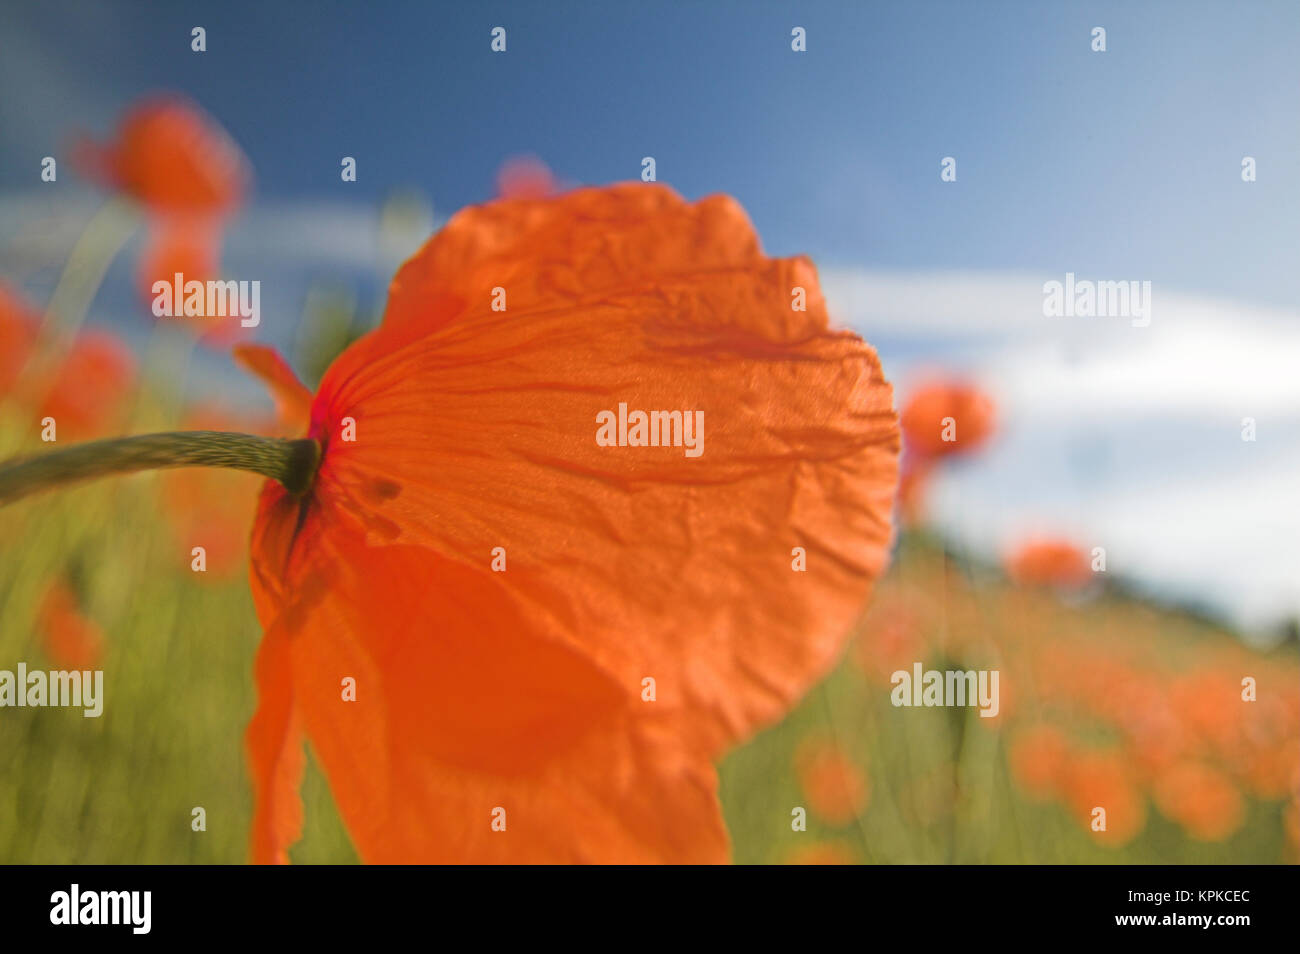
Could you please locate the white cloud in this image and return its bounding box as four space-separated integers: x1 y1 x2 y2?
822 266 1300 633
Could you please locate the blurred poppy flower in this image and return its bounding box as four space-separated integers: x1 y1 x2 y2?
37 330 136 442
237 182 900 863
1153 761 1245 842
1168 668 1245 755
496 155 557 199
76 95 249 335
0 282 39 396
1127 699 1193 780
75 95 247 217
135 220 247 346
1005 538 1092 589
0 283 136 439
38 578 105 670
795 739 869 826
1062 749 1147 847
899 379 995 460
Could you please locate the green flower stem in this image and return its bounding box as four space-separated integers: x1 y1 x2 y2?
0 431 321 508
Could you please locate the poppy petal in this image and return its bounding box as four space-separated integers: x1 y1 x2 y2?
246 615 306 865
254 522 729 862
309 257 897 753
232 344 313 435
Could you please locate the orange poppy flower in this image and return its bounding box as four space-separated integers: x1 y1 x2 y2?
0 284 135 439
38 578 105 670
496 155 557 199
899 379 995 460
1061 749 1147 847
38 329 137 442
1153 761 1245 842
136 220 246 346
1005 538 1092 589
75 96 247 217
795 739 869 826
1167 668 1245 755
237 183 900 863
0 282 39 396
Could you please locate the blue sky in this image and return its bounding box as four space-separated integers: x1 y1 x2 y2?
4 0 1298 306
2 1 1298 630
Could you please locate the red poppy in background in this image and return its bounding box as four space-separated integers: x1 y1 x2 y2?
0 282 136 440
76 95 249 338
37 330 136 442
1153 761 1245 842
1061 749 1147 847
899 379 995 460
795 738 869 826
38 578 105 670
237 182 900 863
1005 538 1093 589
75 96 247 217
893 379 994 524
0 282 39 396
495 155 557 199
135 220 248 346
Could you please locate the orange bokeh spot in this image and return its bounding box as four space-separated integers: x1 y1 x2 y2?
38 579 105 670
1153 761 1246 842
900 380 995 460
1005 538 1092 589
1061 750 1147 847
76 95 247 217
795 739 869 826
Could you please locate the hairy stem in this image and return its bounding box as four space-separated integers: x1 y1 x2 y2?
0 431 321 508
